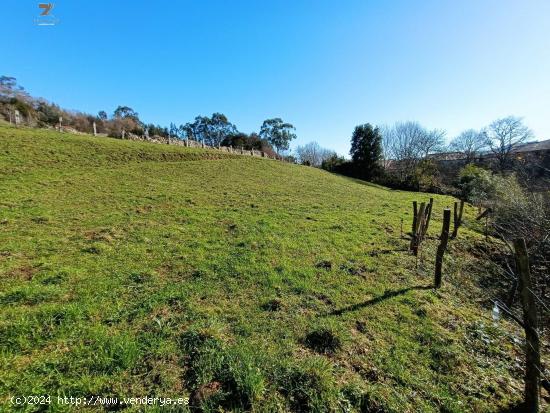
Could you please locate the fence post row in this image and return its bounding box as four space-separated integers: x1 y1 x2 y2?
434 208 451 288
513 238 541 413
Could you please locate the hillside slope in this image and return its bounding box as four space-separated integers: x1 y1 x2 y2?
0 125 534 412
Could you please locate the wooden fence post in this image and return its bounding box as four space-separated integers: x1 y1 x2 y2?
410 202 425 255
513 238 540 412
424 198 434 232
451 200 464 239
434 209 451 288
412 201 418 235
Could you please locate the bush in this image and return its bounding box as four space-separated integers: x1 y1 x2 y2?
321 154 347 172
460 166 550 331
458 164 496 203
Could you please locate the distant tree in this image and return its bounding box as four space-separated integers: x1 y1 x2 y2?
321 153 347 172
484 116 533 171
169 122 179 139
382 121 446 161
418 128 446 157
349 123 383 180
259 118 297 153
295 142 335 167
113 106 139 121
0 76 29 101
145 123 169 138
450 129 486 162
97 110 108 120
181 113 237 146
209 113 237 146
108 106 142 137
34 99 63 125
382 121 424 167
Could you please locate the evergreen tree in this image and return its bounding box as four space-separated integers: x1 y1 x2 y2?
349 123 382 180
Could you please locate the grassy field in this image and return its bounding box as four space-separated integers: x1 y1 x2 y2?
0 124 538 412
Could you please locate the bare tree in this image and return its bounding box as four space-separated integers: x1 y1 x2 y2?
484 116 533 171
450 129 487 162
418 128 446 158
295 142 335 167
381 121 446 172
384 121 423 163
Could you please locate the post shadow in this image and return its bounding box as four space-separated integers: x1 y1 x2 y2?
327 285 433 316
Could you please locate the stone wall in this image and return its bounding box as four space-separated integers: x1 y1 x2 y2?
118 132 280 160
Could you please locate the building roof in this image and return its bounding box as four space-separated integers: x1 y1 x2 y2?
511 139 550 153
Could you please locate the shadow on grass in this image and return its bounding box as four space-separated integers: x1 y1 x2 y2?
496 402 530 413
326 285 433 316
328 173 393 191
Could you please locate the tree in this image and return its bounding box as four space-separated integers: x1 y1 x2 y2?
109 106 142 137
382 121 446 162
484 116 533 171
450 129 486 162
113 106 139 121
259 118 297 153
0 76 29 101
418 128 446 157
321 153 347 172
295 142 335 167
382 121 425 167
169 122 179 139
208 113 237 146
181 113 237 146
97 111 108 120
349 123 383 180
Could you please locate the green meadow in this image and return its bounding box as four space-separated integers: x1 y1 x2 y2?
0 124 533 412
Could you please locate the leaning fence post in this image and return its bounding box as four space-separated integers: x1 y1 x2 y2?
434 209 451 288
451 200 464 239
513 238 540 412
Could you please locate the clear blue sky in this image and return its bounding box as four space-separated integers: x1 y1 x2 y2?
2 0 549 155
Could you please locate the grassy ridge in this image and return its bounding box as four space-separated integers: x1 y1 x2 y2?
0 125 530 412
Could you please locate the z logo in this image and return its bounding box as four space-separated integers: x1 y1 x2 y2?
39 3 54 16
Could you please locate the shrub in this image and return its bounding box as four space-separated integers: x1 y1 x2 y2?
458 164 496 203
321 154 347 172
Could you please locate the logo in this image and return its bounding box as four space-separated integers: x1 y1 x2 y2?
35 3 59 25
39 3 53 15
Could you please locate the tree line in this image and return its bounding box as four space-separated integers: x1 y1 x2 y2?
1 75 540 186
0 76 298 158
306 116 538 193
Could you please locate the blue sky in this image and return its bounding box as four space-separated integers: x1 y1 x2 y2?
2 0 549 155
